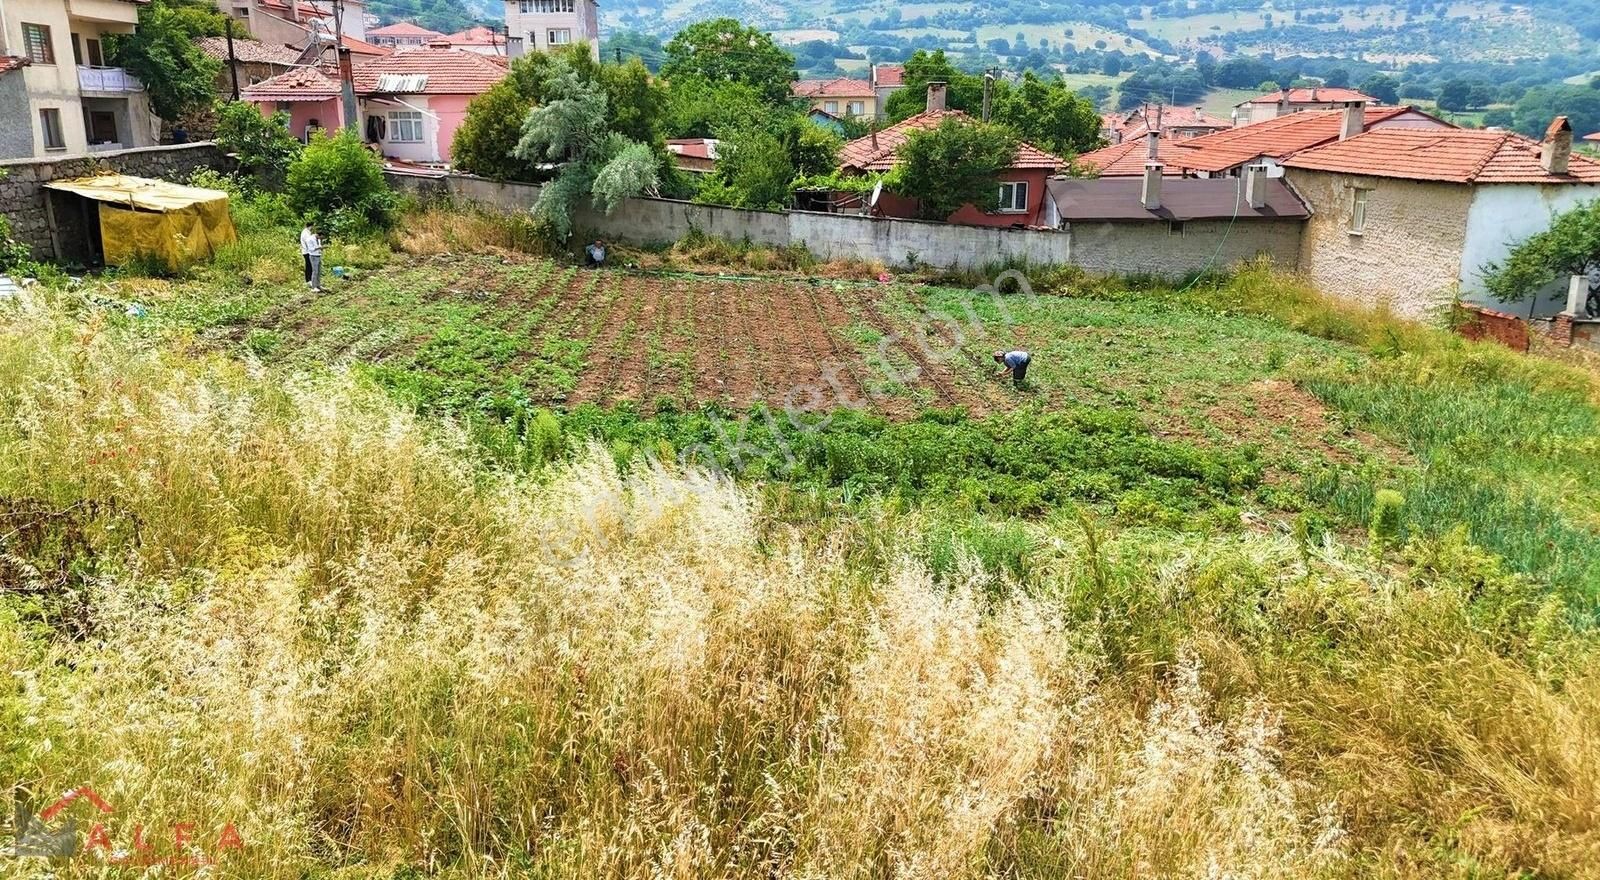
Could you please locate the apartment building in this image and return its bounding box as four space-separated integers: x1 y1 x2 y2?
503 0 597 59
1 0 160 158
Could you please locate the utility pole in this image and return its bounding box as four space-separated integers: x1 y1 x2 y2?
615 46 622 64
982 69 995 122
225 16 239 101
333 0 357 130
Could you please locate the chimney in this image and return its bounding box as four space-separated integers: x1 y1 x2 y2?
426 37 452 49
1339 102 1364 140
1145 127 1159 160
925 81 947 113
1244 163 1267 209
1310 86 1319 102
1142 161 1163 210
1277 86 1291 116
1541 116 1573 175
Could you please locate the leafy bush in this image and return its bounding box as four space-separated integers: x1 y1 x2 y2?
1369 488 1405 550
213 101 302 189
286 130 398 235
889 118 1020 220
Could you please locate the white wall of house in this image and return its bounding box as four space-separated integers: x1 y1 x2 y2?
504 0 598 57
364 96 440 163
1459 183 1600 315
2 0 153 157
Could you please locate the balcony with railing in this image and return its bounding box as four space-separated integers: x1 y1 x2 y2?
78 66 144 94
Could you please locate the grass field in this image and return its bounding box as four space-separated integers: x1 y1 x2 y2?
4 194 1600 877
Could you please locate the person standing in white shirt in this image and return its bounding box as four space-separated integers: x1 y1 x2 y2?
299 224 323 293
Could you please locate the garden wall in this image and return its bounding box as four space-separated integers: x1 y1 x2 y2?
0 143 229 263
389 173 1305 276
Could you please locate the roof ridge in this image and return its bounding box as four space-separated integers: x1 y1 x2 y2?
1465 132 1513 182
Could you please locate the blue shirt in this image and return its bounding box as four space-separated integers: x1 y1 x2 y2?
1003 350 1030 369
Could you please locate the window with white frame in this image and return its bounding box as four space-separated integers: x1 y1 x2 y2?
547 28 572 44
847 100 865 116
388 110 424 143
823 100 838 114
997 180 1028 213
1349 187 1371 235
520 0 574 12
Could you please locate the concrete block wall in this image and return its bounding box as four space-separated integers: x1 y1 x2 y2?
0 143 229 262
388 172 1301 277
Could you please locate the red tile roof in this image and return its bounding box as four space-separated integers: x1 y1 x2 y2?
1586 132 1600 143
341 34 392 56
1114 105 1230 139
1076 139 1189 176
667 138 718 160
354 47 508 94
1239 87 1379 105
1169 107 1447 172
1284 127 1600 184
242 65 342 101
0 56 30 75
445 26 506 47
874 64 904 87
369 22 445 37
196 37 303 66
793 77 875 99
839 110 1064 172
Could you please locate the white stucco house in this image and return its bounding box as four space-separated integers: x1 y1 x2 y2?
1284 117 1600 318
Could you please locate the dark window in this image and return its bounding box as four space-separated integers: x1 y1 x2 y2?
1167 221 1185 236
39 109 66 150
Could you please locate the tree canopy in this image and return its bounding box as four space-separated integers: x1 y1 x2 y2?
660 18 796 106
885 51 1100 158
105 0 224 122
888 118 1019 221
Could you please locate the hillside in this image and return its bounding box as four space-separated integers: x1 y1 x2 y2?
3 196 1598 876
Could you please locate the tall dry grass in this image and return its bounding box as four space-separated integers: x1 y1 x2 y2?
1 290 1596 877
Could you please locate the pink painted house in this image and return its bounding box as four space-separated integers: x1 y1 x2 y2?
241 43 508 166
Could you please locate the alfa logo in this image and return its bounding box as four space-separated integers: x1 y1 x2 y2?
7 786 243 865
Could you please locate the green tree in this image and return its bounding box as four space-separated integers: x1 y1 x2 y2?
661 18 796 106
1437 79 1473 112
601 30 666 72
286 130 398 234
993 72 1101 156
888 118 1019 220
1513 85 1600 140
512 60 659 238
105 0 223 122
883 50 982 121
1359 74 1400 105
1482 200 1600 304
213 101 301 189
696 128 795 210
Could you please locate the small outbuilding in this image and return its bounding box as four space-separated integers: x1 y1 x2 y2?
42 175 237 270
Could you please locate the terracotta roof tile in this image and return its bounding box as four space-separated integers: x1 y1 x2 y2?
1168 107 1447 172
1076 139 1188 176
0 56 31 75
839 110 1063 172
341 34 392 56
369 22 445 37
1239 87 1378 105
874 64 904 87
197 37 303 66
354 47 508 94
1584 131 1600 143
242 65 342 101
1284 127 1600 184
1114 104 1230 139
445 26 507 47
793 77 875 99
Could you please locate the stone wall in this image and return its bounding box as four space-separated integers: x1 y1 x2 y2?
1065 217 1304 277
389 172 1296 277
0 143 229 263
1288 168 1473 319
0 77 32 160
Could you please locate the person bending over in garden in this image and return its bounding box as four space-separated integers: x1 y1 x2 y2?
299 223 323 293
994 349 1030 388
585 239 606 268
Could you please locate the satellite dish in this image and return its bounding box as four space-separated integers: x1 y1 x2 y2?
869 180 883 209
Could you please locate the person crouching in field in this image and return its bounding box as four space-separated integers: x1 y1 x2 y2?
994 349 1030 388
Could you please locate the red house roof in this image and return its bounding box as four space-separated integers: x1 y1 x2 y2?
341 35 392 57
196 37 303 66
793 77 875 99
1284 126 1600 184
1076 139 1189 176
369 22 445 38
446 26 507 47
354 47 508 94
0 56 31 75
1238 87 1379 106
1584 132 1600 143
840 110 1064 172
1114 105 1230 140
242 65 341 102
874 64 904 87
1169 106 1445 172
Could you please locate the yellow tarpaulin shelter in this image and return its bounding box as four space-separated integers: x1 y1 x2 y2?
43 174 237 271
